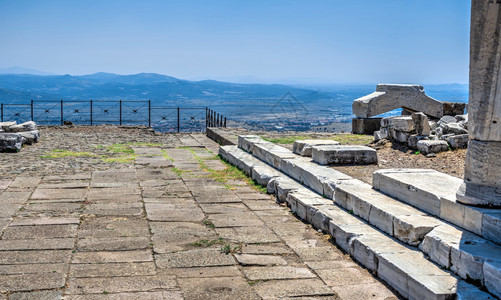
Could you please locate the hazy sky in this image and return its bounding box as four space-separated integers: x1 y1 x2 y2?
0 0 471 84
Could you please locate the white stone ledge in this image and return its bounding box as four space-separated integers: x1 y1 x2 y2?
373 168 501 245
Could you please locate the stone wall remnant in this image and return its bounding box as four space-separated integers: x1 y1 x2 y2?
353 84 465 119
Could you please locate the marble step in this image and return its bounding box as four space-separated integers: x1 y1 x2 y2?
312 145 378 165
373 169 501 245
216 142 491 299
292 139 340 157
232 134 500 298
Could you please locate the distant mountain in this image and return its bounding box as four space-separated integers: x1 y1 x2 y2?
0 72 468 124
0 67 55 76
0 88 60 104
0 73 315 105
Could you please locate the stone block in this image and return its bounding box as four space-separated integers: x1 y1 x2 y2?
206 127 238 145
238 135 265 152
408 135 428 149
8 121 37 133
457 140 501 206
373 130 386 142
439 195 483 236
411 112 431 135
442 102 466 116
484 260 501 298
251 166 281 186
390 116 415 132
392 130 411 143
311 205 338 232
274 177 302 203
352 118 382 134
292 139 339 157
0 133 23 152
0 121 16 131
438 115 457 125
250 142 297 169
455 114 468 122
350 234 409 272
352 84 445 119
416 140 448 154
443 123 468 135
335 178 438 246
447 134 469 149
19 130 40 145
377 251 457 300
482 211 501 245
380 117 394 127
420 224 501 287
373 169 462 217
280 158 351 195
312 145 377 165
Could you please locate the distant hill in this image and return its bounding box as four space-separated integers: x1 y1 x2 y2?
0 72 468 123
0 67 55 76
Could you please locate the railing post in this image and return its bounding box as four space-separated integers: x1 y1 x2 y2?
224 117 227 128
90 100 93 126
31 100 34 121
119 100 122 125
177 107 180 133
61 99 64 125
1 103 3 122
148 100 151 127
205 107 208 130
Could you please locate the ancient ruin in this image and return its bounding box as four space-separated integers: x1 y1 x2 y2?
0 121 40 152
456 0 501 207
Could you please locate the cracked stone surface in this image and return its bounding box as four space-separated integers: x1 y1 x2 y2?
0 126 398 299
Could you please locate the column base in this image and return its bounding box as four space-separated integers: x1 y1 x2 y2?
456 182 501 207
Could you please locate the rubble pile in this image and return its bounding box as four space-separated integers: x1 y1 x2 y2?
374 113 469 154
0 121 40 152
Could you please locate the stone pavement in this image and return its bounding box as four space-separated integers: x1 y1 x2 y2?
0 133 398 299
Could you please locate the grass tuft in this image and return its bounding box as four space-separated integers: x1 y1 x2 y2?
41 150 97 159
263 134 372 145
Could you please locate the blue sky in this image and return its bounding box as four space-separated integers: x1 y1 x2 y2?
0 0 471 84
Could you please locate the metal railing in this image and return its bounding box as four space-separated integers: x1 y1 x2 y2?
0 100 227 132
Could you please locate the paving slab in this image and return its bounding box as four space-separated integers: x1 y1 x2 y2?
252 278 336 298
178 276 260 300
216 226 281 244
0 250 71 264
0 263 67 275
77 237 150 251
0 238 74 250
9 290 63 300
234 254 287 266
31 188 87 200
2 224 78 239
10 217 80 226
159 265 242 278
66 275 177 295
69 262 156 278
8 177 41 189
0 191 32 204
72 250 153 264
155 248 236 268
0 273 65 292
243 266 316 280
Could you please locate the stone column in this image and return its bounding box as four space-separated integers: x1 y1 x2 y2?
456 0 501 206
